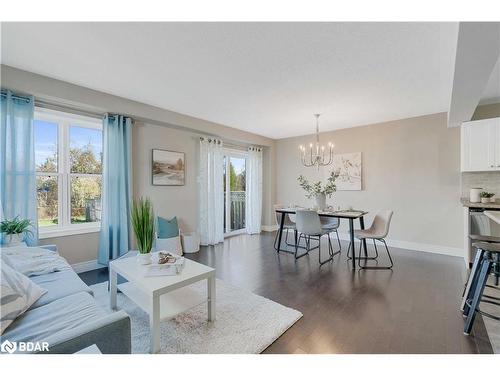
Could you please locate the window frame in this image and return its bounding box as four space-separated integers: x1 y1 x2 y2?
222 148 248 237
35 108 103 239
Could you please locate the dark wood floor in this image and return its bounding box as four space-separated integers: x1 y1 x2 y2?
79 232 493 354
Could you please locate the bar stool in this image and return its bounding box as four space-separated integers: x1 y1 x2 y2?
461 235 500 312
462 242 500 335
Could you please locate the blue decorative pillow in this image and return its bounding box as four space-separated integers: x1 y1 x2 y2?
157 216 179 239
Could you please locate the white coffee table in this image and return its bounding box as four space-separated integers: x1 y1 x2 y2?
109 256 216 353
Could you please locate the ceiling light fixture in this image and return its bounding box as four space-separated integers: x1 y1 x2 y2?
299 114 334 169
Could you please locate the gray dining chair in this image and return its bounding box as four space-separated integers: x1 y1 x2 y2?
349 210 394 269
295 210 341 265
273 204 298 248
320 216 342 251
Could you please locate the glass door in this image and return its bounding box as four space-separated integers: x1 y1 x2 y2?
223 153 247 235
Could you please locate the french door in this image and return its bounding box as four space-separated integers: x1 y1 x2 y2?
223 151 247 235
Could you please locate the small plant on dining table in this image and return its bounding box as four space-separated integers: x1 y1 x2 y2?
297 171 338 199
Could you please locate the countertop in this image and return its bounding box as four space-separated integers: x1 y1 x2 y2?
461 198 500 209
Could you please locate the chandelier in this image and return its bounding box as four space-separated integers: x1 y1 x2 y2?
299 114 334 169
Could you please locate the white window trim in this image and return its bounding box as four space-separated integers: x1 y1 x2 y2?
35 108 102 238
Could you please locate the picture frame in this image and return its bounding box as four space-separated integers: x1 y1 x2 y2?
152 149 185 186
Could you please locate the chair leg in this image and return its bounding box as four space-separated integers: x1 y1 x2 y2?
334 230 342 251
329 233 341 258
373 239 379 258
359 239 393 270
294 233 308 260
347 239 377 260
319 235 335 266
464 255 492 335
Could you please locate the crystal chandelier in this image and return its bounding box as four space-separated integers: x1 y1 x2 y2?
299 114 334 169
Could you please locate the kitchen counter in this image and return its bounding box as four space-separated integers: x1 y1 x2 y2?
461 198 500 209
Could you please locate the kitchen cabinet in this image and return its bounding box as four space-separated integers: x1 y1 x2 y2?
461 117 500 172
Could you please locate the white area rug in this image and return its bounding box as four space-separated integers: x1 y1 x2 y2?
90 280 302 354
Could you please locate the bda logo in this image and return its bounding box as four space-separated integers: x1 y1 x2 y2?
1 340 17 354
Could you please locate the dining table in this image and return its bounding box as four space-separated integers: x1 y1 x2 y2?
274 208 369 269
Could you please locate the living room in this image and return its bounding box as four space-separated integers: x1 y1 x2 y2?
1 1 500 374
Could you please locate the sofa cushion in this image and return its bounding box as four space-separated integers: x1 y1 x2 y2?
29 270 93 310
1 260 47 335
1 245 71 277
2 292 107 344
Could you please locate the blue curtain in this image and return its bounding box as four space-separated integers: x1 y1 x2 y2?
98 114 132 264
0 90 38 245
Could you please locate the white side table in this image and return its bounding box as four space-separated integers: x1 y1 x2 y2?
109 256 215 354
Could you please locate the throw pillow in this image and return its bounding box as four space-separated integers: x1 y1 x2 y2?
1 260 47 334
157 216 180 239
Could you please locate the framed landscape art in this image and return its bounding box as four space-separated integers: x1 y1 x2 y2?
152 149 185 186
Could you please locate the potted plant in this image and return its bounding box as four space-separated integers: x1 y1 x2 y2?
0 216 33 247
480 191 495 203
131 197 155 265
297 171 338 210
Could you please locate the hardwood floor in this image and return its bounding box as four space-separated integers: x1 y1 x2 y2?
79 232 493 354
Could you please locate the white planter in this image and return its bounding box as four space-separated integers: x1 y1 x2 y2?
490 197 496 203
470 188 482 203
136 252 152 265
4 233 24 247
315 193 327 210
481 197 490 204
182 232 200 254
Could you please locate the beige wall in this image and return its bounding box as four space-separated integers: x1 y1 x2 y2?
133 122 198 232
39 232 100 265
276 112 463 255
1 65 277 265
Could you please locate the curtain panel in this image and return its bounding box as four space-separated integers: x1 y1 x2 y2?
246 146 263 234
98 114 133 265
198 137 224 245
0 90 38 245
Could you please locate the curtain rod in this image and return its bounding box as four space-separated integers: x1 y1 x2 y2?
0 91 32 103
19 94 267 149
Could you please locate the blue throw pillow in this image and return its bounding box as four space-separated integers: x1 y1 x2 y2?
157 216 179 239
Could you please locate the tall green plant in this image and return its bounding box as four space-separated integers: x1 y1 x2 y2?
131 198 155 254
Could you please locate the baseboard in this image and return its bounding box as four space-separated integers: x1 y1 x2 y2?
266 227 463 258
334 232 463 258
71 259 107 274
262 225 278 232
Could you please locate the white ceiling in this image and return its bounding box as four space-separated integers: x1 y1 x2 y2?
480 56 500 105
1 22 459 139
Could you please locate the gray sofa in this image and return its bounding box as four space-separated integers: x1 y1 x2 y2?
1 245 131 354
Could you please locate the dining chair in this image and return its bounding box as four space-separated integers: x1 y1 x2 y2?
273 204 298 248
295 210 340 265
320 216 342 251
350 210 394 269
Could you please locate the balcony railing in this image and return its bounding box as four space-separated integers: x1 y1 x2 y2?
225 191 246 231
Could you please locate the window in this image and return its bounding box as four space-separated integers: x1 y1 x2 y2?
34 108 102 238
222 149 247 235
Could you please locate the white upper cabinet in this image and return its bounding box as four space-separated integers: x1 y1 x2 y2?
461 117 500 172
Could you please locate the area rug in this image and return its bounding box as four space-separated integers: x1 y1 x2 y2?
90 280 302 354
